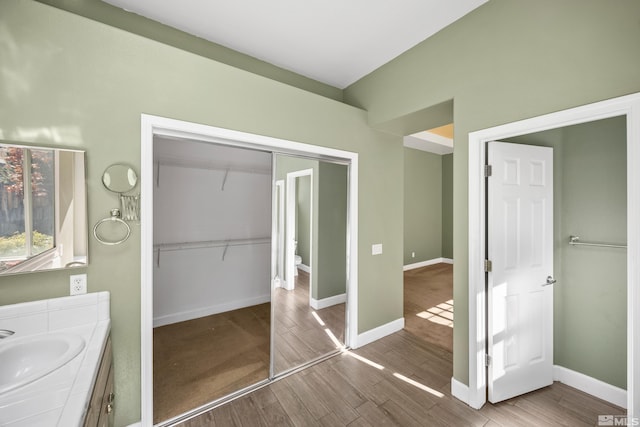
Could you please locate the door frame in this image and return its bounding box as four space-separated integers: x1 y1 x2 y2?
285 168 313 292
140 114 359 426
274 179 285 288
466 92 640 418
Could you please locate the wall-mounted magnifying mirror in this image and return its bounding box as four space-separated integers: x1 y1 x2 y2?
0 142 88 275
95 164 139 245
102 163 137 193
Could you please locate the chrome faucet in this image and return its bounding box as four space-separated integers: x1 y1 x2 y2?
0 329 15 339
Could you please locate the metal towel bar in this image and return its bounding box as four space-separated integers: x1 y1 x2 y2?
569 235 626 249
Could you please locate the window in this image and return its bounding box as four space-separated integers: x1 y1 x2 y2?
0 147 55 271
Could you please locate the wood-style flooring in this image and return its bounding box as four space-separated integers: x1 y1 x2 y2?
404 263 453 352
273 270 346 374
175 262 623 426
177 329 624 426
154 270 346 424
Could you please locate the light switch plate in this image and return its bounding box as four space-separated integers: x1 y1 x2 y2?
372 244 383 255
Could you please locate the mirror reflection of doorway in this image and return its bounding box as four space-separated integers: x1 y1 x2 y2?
149 136 349 425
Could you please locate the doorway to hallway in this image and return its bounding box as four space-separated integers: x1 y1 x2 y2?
403 263 453 352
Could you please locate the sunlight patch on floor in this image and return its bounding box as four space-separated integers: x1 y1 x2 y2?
393 373 445 398
343 349 444 398
324 328 343 348
416 299 454 328
345 351 385 370
311 311 326 326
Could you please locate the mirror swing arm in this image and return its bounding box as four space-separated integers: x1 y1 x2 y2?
94 164 139 246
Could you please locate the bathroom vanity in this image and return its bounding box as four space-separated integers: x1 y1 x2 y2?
84 336 114 427
0 292 111 426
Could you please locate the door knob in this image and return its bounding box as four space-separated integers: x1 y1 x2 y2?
542 276 556 287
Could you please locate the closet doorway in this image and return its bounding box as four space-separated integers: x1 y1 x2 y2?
152 139 272 423
140 115 359 427
465 93 640 417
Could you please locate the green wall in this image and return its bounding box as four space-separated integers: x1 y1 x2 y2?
560 118 626 388
316 162 348 299
296 174 312 266
403 148 442 264
4 0 637 419
34 0 343 102
345 0 640 386
510 116 627 388
403 149 453 264
0 3 403 425
441 153 453 259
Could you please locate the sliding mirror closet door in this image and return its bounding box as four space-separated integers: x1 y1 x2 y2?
272 155 348 375
152 137 272 424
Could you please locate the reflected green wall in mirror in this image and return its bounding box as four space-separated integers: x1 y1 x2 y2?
295 174 311 266
273 154 348 376
316 161 347 300
274 155 348 302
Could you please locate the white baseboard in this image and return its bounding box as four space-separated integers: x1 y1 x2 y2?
553 365 627 409
153 294 271 327
403 257 454 271
451 377 469 405
298 263 311 273
354 318 404 349
451 368 626 410
310 293 346 310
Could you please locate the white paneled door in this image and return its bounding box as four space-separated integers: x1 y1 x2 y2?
487 141 554 403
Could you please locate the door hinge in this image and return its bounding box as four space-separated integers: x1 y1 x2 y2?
484 259 492 272
485 354 492 367
484 164 492 178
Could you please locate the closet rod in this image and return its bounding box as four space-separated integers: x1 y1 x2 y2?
155 157 271 175
154 236 271 252
569 235 627 249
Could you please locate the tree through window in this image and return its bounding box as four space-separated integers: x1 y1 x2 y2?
0 147 54 270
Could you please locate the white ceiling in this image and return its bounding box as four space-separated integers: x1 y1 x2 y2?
102 0 487 89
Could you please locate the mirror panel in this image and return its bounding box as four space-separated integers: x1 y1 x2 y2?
0 143 87 275
272 154 348 375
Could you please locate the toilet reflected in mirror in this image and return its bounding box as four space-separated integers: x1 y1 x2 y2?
294 241 302 276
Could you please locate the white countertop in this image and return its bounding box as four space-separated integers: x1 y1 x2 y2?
0 292 111 427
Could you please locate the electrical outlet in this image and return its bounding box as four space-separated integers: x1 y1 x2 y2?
70 274 87 295
412 252 415 258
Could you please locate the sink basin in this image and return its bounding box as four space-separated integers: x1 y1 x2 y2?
0 332 85 395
